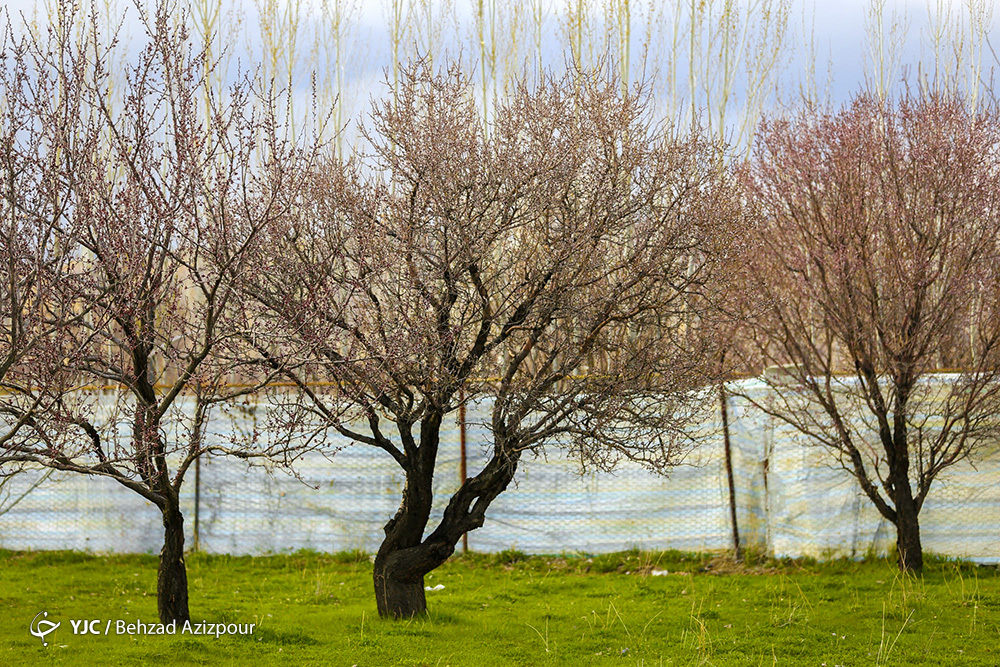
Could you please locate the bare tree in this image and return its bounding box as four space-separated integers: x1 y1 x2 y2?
0 1 319 623
737 90 1000 572
248 59 739 618
0 7 95 478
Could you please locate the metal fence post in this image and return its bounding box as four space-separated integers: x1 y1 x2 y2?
192 455 201 551
720 381 742 561
459 385 468 554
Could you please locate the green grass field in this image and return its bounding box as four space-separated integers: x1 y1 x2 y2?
1 548 997 665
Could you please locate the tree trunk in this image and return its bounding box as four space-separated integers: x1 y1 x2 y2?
887 397 923 573
371 414 452 618
373 537 457 618
373 551 429 618
370 414 521 618
894 493 923 573
158 501 191 624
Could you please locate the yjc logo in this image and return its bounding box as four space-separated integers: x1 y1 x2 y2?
30 611 60 646
70 619 103 635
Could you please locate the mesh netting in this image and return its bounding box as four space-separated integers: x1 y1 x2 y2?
1 382 998 562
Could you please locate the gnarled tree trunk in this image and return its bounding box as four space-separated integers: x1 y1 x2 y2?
372 415 523 618
373 539 455 618
373 415 442 618
373 558 428 618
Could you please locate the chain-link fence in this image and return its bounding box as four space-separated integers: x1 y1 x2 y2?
2 380 999 562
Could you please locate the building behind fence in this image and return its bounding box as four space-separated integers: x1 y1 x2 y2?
2 379 999 562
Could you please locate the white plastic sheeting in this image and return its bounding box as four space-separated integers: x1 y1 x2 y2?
1 382 998 561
